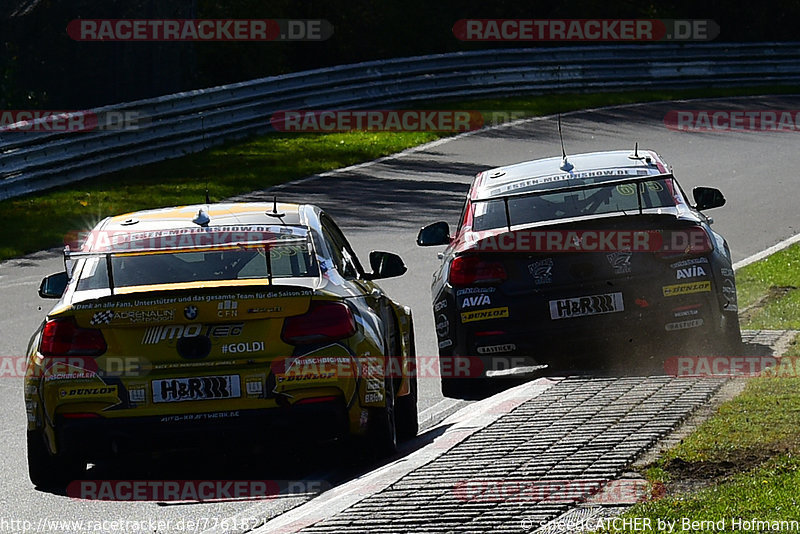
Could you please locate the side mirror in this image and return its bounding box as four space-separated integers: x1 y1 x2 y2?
693 186 726 211
365 251 407 280
39 272 68 299
417 221 451 246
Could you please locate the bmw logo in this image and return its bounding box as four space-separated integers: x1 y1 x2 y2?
184 305 198 320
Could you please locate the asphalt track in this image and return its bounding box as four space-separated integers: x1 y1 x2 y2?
0 95 798 532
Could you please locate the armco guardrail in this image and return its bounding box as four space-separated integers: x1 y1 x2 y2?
2 42 799 201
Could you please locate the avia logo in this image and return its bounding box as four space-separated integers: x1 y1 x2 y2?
677 265 706 279
462 294 491 308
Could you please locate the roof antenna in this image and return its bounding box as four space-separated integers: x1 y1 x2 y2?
266 195 285 218
558 113 573 171
628 141 644 160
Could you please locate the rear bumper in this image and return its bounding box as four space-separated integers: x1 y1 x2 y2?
443 288 733 371
54 402 348 459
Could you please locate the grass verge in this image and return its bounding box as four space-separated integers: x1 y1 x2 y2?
735 243 800 330
2 85 799 262
595 244 800 532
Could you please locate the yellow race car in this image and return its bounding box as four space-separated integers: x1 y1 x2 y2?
25 202 416 487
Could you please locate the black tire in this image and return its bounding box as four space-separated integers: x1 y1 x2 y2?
395 373 418 440
365 377 398 458
441 375 492 400
395 323 418 441
27 430 85 489
722 314 743 353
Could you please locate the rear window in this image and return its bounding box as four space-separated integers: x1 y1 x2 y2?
473 178 678 231
75 229 318 290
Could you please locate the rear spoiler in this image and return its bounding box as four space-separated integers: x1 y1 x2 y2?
473 173 676 231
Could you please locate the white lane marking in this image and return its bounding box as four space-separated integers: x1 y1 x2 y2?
733 231 800 271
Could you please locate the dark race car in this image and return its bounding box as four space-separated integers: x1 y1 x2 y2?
417 149 741 398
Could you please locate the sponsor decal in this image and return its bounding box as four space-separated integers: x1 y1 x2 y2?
433 300 447 312
247 306 283 314
105 309 175 324
615 181 663 195
274 355 354 384
606 251 632 274
142 323 243 344
364 392 384 404
59 386 118 398
453 19 718 42
528 258 553 285
460 294 491 308
207 323 244 337
672 304 701 318
160 411 240 423
662 281 711 297
488 168 649 196
128 386 146 403
153 375 241 403
217 300 238 317
676 265 706 279
665 110 800 132
90 310 115 325
461 307 510 323
184 306 198 320
435 314 450 337
438 339 453 349
722 278 736 295
669 257 710 270
720 267 734 277
142 324 201 344
221 342 265 354
245 379 263 397
549 292 624 320
476 344 516 354
455 287 497 296
664 318 704 331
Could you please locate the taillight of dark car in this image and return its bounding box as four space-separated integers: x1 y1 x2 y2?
449 255 508 287
39 317 107 357
656 225 714 259
281 301 357 344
